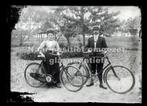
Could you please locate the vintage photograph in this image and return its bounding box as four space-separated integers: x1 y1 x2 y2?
10 6 142 103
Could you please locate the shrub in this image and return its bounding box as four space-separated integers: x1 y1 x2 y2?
18 51 39 60
61 52 83 58
18 51 84 60
59 42 67 48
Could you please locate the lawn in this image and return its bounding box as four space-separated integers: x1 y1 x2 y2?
11 35 141 50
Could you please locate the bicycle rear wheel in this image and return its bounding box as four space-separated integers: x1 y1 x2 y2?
60 65 84 92
24 62 46 88
105 65 135 94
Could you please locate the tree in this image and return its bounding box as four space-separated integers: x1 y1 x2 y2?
125 16 141 36
46 7 78 48
54 6 120 48
118 16 141 36
39 21 54 33
19 6 61 43
88 7 120 36
61 22 77 48
7 6 25 31
17 6 120 48
19 6 49 23
53 6 91 48
12 29 29 46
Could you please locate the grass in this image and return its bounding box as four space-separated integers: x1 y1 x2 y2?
11 35 140 50
105 36 140 49
11 34 141 74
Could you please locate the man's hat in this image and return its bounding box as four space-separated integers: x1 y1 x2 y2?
92 25 100 32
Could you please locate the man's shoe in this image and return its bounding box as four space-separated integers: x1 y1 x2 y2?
86 82 94 87
99 84 107 89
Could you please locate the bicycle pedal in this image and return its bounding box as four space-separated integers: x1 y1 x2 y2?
46 76 52 83
45 75 53 83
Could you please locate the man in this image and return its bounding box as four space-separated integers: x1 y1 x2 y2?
86 26 108 89
37 32 61 88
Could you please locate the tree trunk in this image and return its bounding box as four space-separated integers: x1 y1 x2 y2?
19 35 23 46
82 32 85 48
81 7 85 48
129 29 138 36
67 37 71 49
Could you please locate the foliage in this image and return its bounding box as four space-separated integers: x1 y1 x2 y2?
88 7 120 35
18 50 84 60
11 29 30 46
54 6 120 46
16 6 120 48
126 16 141 30
118 16 141 35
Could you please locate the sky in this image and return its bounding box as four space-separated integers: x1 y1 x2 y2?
29 6 141 21
16 6 141 30
108 6 141 20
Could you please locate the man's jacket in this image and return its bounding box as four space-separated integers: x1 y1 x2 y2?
86 36 108 57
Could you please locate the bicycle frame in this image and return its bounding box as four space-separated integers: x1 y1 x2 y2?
39 56 65 71
80 55 118 82
64 53 135 93
37 56 66 83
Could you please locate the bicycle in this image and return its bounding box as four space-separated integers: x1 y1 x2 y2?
24 52 84 92
67 51 135 94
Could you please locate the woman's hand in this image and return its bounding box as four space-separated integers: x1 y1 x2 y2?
38 51 45 58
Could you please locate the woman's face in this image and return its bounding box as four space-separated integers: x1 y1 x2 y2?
48 33 55 40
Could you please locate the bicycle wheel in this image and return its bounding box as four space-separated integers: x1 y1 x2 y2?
105 65 135 94
67 62 90 86
24 62 46 88
60 65 83 92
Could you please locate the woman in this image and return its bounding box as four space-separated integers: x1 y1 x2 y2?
37 33 61 88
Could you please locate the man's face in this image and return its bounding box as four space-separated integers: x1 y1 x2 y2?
93 31 99 37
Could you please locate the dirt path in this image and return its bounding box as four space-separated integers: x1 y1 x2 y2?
12 71 141 103
10 48 141 103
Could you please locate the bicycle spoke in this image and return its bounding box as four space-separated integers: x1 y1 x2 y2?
111 68 121 80
106 66 135 94
69 62 89 85
60 66 83 92
24 63 46 88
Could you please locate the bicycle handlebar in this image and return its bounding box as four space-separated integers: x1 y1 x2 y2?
82 51 108 59
38 51 63 58
83 51 108 55
37 55 45 58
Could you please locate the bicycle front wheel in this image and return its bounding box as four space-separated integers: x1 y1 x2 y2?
105 65 135 94
24 62 46 88
67 62 89 86
60 65 84 92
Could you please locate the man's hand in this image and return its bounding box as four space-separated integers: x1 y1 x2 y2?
103 50 107 54
87 49 92 53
